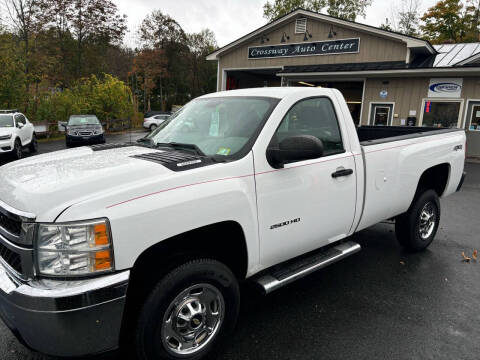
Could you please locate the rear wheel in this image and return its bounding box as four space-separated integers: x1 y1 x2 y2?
29 134 38 153
149 124 158 132
135 259 240 360
12 139 22 160
395 189 440 252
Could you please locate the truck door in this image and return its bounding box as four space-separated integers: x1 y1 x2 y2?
254 97 357 268
15 114 29 144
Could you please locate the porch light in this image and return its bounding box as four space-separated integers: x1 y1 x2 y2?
303 30 313 41
328 26 337 39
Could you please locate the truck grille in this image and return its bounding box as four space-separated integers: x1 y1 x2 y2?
79 131 93 136
0 241 22 274
0 212 21 236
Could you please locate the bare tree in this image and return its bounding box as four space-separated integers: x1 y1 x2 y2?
385 0 422 36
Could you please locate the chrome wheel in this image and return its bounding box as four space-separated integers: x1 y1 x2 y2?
419 202 436 240
162 283 225 356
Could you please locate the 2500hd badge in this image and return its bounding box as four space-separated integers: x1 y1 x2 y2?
270 218 301 230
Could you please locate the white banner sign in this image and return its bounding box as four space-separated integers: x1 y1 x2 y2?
428 78 463 98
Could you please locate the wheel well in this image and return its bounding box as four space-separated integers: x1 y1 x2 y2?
120 221 248 342
416 163 450 197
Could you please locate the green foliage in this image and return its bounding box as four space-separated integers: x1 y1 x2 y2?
420 0 479 43
35 75 133 128
0 33 27 109
262 0 372 21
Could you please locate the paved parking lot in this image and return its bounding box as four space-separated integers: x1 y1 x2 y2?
0 135 479 359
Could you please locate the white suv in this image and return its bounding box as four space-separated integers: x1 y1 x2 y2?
0 110 37 160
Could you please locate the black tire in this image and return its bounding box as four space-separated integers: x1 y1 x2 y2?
150 124 158 132
135 259 240 360
395 189 440 252
12 139 22 160
28 134 38 153
66 139 72 148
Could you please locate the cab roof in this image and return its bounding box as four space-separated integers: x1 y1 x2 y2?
200 86 337 99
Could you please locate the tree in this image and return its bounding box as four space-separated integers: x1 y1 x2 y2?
132 48 168 112
326 0 372 21
187 29 217 98
382 0 422 36
263 0 325 21
420 0 472 43
2 0 48 110
138 10 186 49
262 0 372 21
68 0 127 76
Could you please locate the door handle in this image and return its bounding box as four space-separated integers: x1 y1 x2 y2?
331 169 353 178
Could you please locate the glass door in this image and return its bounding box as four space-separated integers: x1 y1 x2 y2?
371 103 393 126
465 101 480 157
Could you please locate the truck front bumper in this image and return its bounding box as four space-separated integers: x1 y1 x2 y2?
0 261 129 357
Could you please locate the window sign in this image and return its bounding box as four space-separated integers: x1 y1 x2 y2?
428 78 463 98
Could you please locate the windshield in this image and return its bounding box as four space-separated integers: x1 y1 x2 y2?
68 115 100 126
0 114 14 128
149 97 278 158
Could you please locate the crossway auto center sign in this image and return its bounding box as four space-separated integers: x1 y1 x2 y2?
428 78 463 98
248 38 360 59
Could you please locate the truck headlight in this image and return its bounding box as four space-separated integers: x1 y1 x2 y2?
67 129 76 136
35 219 114 277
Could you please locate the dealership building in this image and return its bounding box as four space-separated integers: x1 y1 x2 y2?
206 9 480 157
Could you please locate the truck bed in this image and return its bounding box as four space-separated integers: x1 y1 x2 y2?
357 126 463 146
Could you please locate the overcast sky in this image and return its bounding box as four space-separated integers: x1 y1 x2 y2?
116 0 440 48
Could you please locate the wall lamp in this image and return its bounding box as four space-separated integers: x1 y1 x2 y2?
303 30 313 41
328 25 337 39
260 34 269 44
281 32 290 43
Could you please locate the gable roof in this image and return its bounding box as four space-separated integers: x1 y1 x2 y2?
206 8 436 61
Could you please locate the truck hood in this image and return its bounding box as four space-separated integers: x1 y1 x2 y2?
0 145 172 220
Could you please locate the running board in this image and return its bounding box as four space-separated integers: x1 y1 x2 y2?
254 241 361 294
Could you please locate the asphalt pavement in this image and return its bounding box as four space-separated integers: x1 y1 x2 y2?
0 134 479 359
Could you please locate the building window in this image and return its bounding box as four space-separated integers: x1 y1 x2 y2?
422 100 462 128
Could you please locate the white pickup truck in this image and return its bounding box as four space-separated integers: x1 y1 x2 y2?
0 88 466 359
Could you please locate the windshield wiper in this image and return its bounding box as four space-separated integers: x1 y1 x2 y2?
155 142 206 156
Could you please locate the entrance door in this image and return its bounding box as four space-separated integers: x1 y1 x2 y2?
371 103 393 126
465 101 480 157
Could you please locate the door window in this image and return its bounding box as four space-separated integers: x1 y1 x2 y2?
271 97 344 157
469 105 480 131
371 104 393 126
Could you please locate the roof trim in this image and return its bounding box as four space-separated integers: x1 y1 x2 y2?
206 8 436 60
279 66 480 77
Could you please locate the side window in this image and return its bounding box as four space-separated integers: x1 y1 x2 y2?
16 114 26 125
272 97 344 156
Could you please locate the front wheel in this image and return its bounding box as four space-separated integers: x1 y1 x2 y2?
395 189 440 252
12 139 22 160
135 259 240 360
29 134 38 153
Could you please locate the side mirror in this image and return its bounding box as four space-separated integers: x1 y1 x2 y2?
266 135 324 169
17 123 24 129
